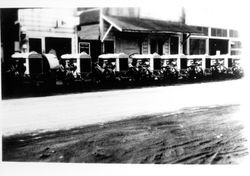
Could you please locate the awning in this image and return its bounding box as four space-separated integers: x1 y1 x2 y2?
104 16 202 34
78 24 100 40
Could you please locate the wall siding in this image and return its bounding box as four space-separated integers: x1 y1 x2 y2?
115 37 140 55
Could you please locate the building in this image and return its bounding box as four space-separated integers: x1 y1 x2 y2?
8 8 78 59
1 7 242 69
77 7 241 69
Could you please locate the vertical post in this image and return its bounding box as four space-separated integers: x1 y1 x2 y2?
205 38 209 55
178 35 182 55
116 58 119 72
77 58 80 73
202 56 206 70
224 56 228 68
100 8 104 54
41 37 45 53
150 56 154 72
227 36 231 68
177 56 181 70
114 36 116 53
186 37 190 55
25 58 29 74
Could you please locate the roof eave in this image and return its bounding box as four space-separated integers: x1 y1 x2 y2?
122 29 202 35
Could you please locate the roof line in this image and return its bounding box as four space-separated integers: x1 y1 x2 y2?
122 29 188 34
77 8 100 16
102 15 122 32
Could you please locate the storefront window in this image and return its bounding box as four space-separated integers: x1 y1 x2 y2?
209 39 228 55
190 39 206 55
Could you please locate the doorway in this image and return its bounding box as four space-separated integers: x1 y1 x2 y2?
45 37 72 59
209 39 228 55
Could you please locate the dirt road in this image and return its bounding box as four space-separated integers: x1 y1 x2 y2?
2 104 248 164
1 79 247 136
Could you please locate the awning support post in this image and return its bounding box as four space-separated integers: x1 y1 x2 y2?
181 33 191 45
101 24 113 42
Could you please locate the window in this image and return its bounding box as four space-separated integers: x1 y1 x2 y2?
230 41 241 55
150 40 163 55
190 39 206 55
196 26 209 36
229 30 239 38
29 38 42 53
231 50 241 55
150 40 157 54
79 42 90 54
231 41 241 49
209 39 228 55
170 36 179 54
104 40 114 53
211 28 227 37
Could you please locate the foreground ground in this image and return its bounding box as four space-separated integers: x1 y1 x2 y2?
2 104 248 164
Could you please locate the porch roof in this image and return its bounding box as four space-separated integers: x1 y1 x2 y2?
105 15 202 34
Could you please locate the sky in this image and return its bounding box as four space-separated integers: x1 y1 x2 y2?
139 0 246 30
0 0 247 29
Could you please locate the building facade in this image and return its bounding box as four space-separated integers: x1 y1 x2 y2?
14 8 78 59
1 7 241 69
77 7 241 69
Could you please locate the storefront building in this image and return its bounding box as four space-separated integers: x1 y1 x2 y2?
16 8 79 59
78 8 241 69
1 8 241 69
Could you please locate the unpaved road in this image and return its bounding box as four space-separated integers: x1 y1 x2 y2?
1 79 247 136
2 104 248 164
1 79 249 164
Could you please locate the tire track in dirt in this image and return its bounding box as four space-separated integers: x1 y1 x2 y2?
2 104 248 164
